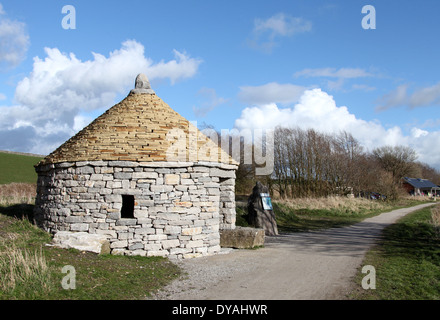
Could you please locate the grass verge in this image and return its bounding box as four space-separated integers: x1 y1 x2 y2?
275 197 429 233
235 196 429 233
350 204 440 300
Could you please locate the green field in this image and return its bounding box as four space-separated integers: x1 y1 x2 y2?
0 151 44 185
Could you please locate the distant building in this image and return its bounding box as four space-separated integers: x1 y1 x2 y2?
402 177 440 196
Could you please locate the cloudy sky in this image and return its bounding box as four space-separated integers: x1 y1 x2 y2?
1 1 440 169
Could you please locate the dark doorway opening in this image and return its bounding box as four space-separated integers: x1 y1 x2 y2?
121 195 135 218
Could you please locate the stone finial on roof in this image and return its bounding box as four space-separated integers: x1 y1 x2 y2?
130 73 155 94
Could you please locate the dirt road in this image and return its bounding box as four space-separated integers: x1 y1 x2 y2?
152 203 435 300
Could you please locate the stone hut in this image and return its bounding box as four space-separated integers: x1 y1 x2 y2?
34 74 238 259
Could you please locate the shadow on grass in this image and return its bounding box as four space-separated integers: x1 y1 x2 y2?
272 202 357 233
380 220 440 264
0 203 35 221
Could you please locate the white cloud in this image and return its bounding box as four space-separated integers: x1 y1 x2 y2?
254 13 312 37
236 88 360 133
0 40 202 155
411 130 440 167
73 114 94 132
411 127 428 138
376 84 409 111
377 82 440 111
249 13 312 52
351 84 376 92
238 82 307 106
192 88 228 117
421 118 440 129
294 67 372 79
147 49 202 85
0 3 30 69
294 67 374 92
234 88 440 169
409 82 440 108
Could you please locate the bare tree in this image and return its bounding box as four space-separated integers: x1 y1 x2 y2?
372 145 418 183
413 162 440 185
371 145 418 199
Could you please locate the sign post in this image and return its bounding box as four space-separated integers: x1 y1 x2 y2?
247 182 278 236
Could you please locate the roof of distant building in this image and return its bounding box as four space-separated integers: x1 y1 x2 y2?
403 177 439 189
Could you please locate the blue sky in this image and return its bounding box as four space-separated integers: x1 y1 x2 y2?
1 0 440 169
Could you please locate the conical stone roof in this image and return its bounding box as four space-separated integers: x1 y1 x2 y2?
37 74 237 166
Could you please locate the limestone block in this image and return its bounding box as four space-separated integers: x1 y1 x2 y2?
134 227 155 235
162 239 180 249
70 223 89 232
209 168 235 178
114 172 132 179
117 232 133 240
116 218 137 226
101 167 114 174
181 227 202 235
150 185 173 193
164 174 180 185
106 181 122 188
90 174 103 181
128 242 144 250
108 161 139 167
186 240 204 248
52 231 110 254
132 172 158 179
144 243 162 251
110 240 128 248
220 227 265 249
77 166 94 174
65 216 84 223
164 225 181 235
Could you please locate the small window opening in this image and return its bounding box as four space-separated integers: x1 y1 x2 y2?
121 195 135 218
219 178 228 184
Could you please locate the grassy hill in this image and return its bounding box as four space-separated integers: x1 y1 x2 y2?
0 151 44 185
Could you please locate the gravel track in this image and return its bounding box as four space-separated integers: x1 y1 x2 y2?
151 203 435 300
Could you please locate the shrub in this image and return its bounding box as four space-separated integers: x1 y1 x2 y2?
0 183 36 206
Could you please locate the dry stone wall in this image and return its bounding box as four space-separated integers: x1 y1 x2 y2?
34 160 237 259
